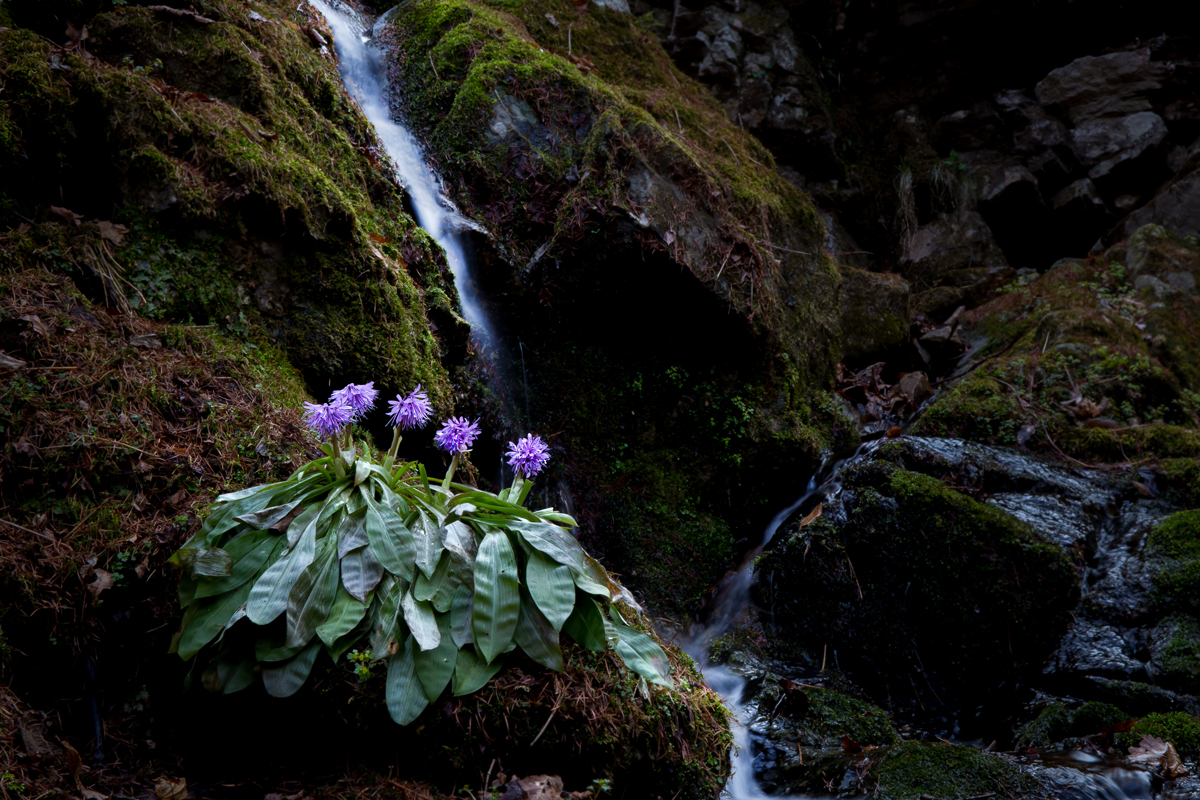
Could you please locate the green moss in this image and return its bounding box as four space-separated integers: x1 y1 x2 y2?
1070 702 1130 736
1116 712 1200 759
793 687 900 748
1149 511 1200 616
872 742 1041 800
1158 616 1200 691
1014 703 1071 749
1160 458 1200 509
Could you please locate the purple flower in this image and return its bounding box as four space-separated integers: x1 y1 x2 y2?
506 434 551 477
303 401 353 438
387 384 433 430
330 382 378 420
434 416 481 453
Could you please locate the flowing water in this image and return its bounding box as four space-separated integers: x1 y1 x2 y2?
308 5 1170 796
311 0 496 345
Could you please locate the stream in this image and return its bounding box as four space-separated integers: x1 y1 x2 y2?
310 3 1180 798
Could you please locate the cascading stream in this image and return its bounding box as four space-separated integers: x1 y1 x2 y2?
311 0 496 346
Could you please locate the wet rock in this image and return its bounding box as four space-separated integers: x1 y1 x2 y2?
1117 151 1200 241
934 102 1005 152
1050 178 1110 252
1084 676 1200 717
486 94 551 149
1125 224 1200 295
870 741 1042 800
1045 619 1144 680
1035 49 1166 126
838 266 909 361
756 437 1080 711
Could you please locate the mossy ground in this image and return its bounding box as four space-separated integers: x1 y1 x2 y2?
759 683 900 748
756 443 1079 711
912 255 1200 465
1014 701 1132 749
1116 712 1200 759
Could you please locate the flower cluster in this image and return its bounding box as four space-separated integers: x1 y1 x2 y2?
388 384 433 430
434 416 481 453
330 382 378 420
506 434 551 477
303 401 353 438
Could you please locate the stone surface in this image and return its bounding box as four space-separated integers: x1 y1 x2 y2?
1118 152 1200 241
1070 111 1167 177
838 266 909 360
1035 48 1165 125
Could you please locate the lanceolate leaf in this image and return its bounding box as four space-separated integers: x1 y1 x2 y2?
195 530 282 599
472 531 520 664
414 613 456 701
509 520 586 573
247 509 319 625
216 655 257 695
286 535 340 647
370 575 405 660
255 635 306 663
515 586 563 672
316 585 368 648
236 499 302 530
342 529 386 603
412 509 445 580
189 548 233 578
562 595 607 652
611 618 674 688
337 510 370 559
386 638 428 725
450 584 474 647
401 587 440 651
525 549 575 631
452 647 504 696
263 640 321 698
363 487 415 581
415 551 460 612
571 554 612 599
175 579 254 660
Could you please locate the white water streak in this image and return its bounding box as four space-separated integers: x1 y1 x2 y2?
310 0 494 343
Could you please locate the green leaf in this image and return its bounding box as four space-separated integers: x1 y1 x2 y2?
195 530 283 599
562 595 607 652
386 637 428 725
415 551 460 613
412 509 445 580
337 510 370 558
515 586 563 672
316 585 368 648
175 578 254 660
452 647 504 696
450 584 474 648
472 531 520 664
414 612 456 702
525 549 575 631
285 502 321 548
571 554 612 599
401 587 440 651
189 548 233 578
236 499 301 530
218 656 257 695
536 510 578 528
354 458 371 486
363 487 415 581
509 520 587 573
255 634 306 663
262 639 321 698
370 576 405 660
611 618 674 688
341 544 385 603
247 508 318 625
286 535 340 647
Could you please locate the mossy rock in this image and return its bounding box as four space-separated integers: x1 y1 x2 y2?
1160 458 1200 509
1116 712 1200 760
1069 701 1131 737
0 2 460 404
871 742 1043 800
912 256 1200 462
1014 703 1071 750
757 684 899 749
756 446 1079 709
1147 510 1200 617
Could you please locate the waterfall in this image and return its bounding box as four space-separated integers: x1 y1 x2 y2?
310 0 497 347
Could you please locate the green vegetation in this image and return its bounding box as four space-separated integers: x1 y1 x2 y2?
1148 511 1200 616
872 742 1041 800
1116 713 1200 759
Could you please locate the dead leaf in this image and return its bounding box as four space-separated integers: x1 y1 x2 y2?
305 26 328 46
886 425 902 438
96 220 128 246
663 230 676 245
898 371 934 406
130 333 163 349
82 790 109 800
82 567 114 598
545 12 560 26
155 776 188 800
798 503 822 528
1016 424 1036 447
0 351 28 370
368 233 393 244
1128 735 1168 762
19 713 60 758
841 734 862 753
1132 480 1157 498
19 314 49 338
168 490 189 507
61 739 83 778
147 5 215 24
50 206 84 226
14 437 37 458
573 0 589 12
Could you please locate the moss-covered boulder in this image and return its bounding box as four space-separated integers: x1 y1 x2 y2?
0 0 459 402
1116 712 1200 760
870 742 1043 800
377 0 860 613
912 230 1200 462
1014 701 1131 749
755 439 1079 711
1147 511 1200 618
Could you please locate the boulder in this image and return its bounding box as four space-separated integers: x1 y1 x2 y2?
838 266 910 361
1126 224 1200 296
1118 150 1200 241
1069 111 1167 179
1035 48 1166 125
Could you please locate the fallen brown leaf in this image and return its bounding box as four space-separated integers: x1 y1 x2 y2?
50 206 84 226
155 776 188 800
798 503 822 528
96 220 129 246
19 314 49 338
